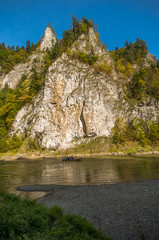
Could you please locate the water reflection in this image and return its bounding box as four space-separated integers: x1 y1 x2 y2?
0 156 159 198
40 159 120 185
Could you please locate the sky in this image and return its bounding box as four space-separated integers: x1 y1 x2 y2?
0 0 159 58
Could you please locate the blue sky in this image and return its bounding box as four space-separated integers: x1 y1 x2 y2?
0 0 159 58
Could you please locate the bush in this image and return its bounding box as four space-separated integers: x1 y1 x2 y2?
0 134 22 153
49 205 63 221
111 118 159 146
6 134 22 151
26 138 40 151
77 51 99 65
94 63 112 75
133 124 148 146
111 118 127 144
147 121 159 142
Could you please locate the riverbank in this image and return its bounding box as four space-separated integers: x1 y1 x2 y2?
0 149 159 161
0 139 159 161
19 179 159 240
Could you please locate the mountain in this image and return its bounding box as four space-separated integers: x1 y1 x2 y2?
0 18 158 152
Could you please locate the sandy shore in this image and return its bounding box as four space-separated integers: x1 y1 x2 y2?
18 179 159 240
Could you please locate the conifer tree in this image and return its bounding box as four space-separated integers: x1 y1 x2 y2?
26 40 31 53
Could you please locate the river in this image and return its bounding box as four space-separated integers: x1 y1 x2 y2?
0 155 159 198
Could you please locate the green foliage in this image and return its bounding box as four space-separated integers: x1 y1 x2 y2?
111 118 127 144
0 192 110 240
6 134 22 151
51 214 109 240
132 123 148 146
0 42 37 75
46 40 61 62
49 206 64 221
146 121 159 142
111 118 159 146
111 38 148 66
94 61 112 75
77 51 99 65
25 138 40 151
0 132 22 153
128 67 159 100
129 69 148 100
0 86 20 129
0 192 50 240
61 16 97 52
111 38 159 101
26 40 31 53
29 66 46 97
0 57 49 152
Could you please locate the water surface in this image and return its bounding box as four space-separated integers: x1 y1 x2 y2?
0 155 159 198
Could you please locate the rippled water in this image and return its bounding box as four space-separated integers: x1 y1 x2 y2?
0 155 159 198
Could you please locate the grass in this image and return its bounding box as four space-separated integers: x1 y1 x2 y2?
0 137 159 160
0 191 111 240
52 137 159 156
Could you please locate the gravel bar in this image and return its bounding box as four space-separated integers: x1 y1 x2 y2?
18 179 159 240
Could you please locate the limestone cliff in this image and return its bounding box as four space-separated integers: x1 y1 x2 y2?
7 27 159 149
11 53 123 149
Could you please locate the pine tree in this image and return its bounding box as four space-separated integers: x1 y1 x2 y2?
26 40 31 53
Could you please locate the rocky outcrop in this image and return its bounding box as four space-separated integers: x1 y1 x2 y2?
71 28 114 69
40 26 56 51
2 26 56 89
71 28 106 57
2 52 45 88
131 100 159 122
8 28 159 149
11 53 122 149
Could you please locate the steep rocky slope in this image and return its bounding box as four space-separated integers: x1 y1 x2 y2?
11 53 122 149
9 28 158 149
2 27 56 89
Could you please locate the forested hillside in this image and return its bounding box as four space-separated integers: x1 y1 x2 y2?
110 40 159 101
0 41 37 75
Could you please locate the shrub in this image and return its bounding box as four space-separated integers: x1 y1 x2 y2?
77 51 99 65
111 118 127 144
112 118 159 146
133 124 148 146
146 121 159 142
49 205 63 221
26 138 40 151
95 63 112 75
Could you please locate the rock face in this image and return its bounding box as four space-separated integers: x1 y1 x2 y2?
2 52 45 88
11 53 122 149
40 26 56 51
9 28 159 149
2 26 56 89
71 28 114 70
131 100 159 122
